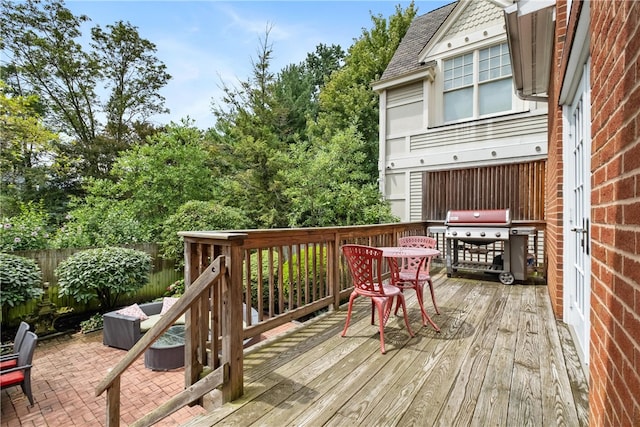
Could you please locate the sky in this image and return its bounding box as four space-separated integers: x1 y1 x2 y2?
65 0 450 129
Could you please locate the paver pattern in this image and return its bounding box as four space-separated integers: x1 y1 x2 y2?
1 330 206 426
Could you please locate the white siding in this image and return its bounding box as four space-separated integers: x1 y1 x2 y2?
378 0 548 223
411 113 546 149
386 82 424 136
385 137 406 158
385 172 405 198
387 102 424 135
386 172 406 220
384 112 548 172
409 171 423 221
387 82 423 105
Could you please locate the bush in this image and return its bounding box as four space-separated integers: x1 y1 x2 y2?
55 246 152 310
52 201 152 249
0 201 52 251
158 200 251 266
281 245 327 305
244 249 281 313
80 314 104 333
0 253 44 308
164 279 185 297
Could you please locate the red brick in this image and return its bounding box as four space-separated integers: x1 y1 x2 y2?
618 175 636 200
622 257 640 286
615 228 636 253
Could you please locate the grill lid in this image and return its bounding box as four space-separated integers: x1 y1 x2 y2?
445 209 511 226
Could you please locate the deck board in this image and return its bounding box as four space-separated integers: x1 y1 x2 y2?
184 273 588 426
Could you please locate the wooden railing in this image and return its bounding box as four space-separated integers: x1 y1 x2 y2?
95 221 546 426
177 223 429 403
94 255 229 427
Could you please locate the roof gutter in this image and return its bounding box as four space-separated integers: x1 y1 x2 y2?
504 0 556 101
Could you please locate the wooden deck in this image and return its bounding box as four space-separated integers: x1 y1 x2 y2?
183 272 589 426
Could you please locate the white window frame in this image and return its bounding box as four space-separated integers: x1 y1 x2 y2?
442 42 514 124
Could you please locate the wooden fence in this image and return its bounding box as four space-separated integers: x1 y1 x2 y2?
2 244 180 328
422 160 546 221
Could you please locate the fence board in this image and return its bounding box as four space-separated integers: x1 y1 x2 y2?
421 160 546 221
3 244 180 328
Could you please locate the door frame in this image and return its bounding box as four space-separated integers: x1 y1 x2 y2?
559 2 591 366
562 59 591 366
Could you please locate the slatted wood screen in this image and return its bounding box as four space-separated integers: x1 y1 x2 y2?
422 160 546 221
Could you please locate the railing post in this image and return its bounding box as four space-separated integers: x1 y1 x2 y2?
330 236 341 311
105 378 120 427
222 244 244 401
184 240 202 390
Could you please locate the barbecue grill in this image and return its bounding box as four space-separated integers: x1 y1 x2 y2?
444 209 535 285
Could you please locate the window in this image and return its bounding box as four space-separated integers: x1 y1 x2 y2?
443 43 513 122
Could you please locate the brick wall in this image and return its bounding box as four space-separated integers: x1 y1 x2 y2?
545 0 569 318
589 1 640 425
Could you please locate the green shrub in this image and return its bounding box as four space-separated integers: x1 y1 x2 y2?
164 278 185 297
52 201 152 249
158 200 251 266
80 313 104 333
55 246 152 310
0 202 52 251
244 249 281 313
281 245 327 305
0 253 44 307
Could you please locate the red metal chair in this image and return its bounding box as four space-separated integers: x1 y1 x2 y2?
341 244 414 354
396 236 440 316
0 322 30 371
0 331 37 406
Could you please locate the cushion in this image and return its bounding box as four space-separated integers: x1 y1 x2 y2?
160 297 179 315
0 370 24 387
140 314 162 332
0 359 17 370
116 303 149 320
140 313 186 332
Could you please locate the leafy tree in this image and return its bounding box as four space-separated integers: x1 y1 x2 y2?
158 200 251 266
303 43 345 117
0 81 60 217
272 44 344 143
91 21 170 146
212 27 290 228
315 3 417 181
55 246 152 310
0 253 43 309
283 125 397 227
55 121 218 245
0 0 171 185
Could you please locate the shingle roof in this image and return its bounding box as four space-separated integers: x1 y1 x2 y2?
379 1 458 82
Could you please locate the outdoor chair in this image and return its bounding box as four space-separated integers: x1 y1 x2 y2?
396 236 440 315
0 331 38 406
0 322 30 371
341 244 414 354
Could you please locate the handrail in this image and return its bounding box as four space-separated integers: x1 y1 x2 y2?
95 255 227 426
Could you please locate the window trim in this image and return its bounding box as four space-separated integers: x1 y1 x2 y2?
442 42 514 124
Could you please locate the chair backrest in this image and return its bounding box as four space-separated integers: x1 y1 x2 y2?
17 332 37 368
398 236 437 272
13 322 30 354
341 244 386 295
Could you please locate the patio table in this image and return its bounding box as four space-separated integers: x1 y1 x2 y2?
378 246 441 332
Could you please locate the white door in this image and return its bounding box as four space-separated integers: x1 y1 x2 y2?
563 61 591 365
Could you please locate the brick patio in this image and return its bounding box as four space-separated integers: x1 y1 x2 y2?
1 330 207 426
1 321 298 426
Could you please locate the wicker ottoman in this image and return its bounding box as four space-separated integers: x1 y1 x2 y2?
144 325 185 371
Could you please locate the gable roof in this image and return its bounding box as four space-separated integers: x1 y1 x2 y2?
378 1 458 83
